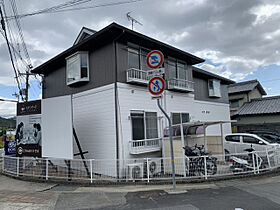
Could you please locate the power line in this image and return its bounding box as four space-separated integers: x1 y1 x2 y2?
10 0 32 68
0 5 24 101
4 0 143 20
0 98 18 103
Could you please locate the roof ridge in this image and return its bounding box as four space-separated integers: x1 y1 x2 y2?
228 79 258 87
252 95 280 101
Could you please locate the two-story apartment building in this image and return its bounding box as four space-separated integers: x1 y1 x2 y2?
32 23 234 177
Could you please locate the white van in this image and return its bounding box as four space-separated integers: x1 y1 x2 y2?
224 133 279 154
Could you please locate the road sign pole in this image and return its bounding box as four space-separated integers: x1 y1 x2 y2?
157 99 176 190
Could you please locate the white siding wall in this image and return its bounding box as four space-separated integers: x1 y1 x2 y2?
72 84 117 177
117 83 165 162
193 100 232 136
117 82 231 160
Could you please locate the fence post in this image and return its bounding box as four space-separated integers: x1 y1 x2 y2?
266 148 271 169
16 157 19 176
146 158 150 183
252 152 256 174
46 159 48 180
90 159 93 183
256 152 260 174
204 156 208 180
2 154 4 172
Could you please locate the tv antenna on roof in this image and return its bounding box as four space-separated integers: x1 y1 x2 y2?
126 12 142 30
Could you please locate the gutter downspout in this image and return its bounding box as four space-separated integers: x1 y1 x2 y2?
114 30 125 179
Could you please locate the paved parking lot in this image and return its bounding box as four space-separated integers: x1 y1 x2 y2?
1 174 280 209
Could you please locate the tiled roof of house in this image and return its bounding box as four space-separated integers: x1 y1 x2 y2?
234 96 280 116
228 80 266 95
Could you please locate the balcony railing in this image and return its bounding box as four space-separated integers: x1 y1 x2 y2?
129 138 161 154
126 68 149 84
168 78 194 92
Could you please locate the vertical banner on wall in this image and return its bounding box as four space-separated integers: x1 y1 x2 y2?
16 100 42 157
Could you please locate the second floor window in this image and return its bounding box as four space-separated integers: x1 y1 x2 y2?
66 52 89 85
131 111 158 140
128 46 151 71
167 58 187 80
208 79 221 97
230 100 239 108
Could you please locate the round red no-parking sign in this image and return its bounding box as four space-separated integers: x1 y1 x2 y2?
146 50 164 69
148 77 165 95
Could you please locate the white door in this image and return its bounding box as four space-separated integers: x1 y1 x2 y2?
224 135 241 154
241 135 264 152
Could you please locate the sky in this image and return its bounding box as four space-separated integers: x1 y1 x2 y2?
0 0 280 117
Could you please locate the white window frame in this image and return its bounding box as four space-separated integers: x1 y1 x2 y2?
127 43 151 71
171 112 190 125
130 110 158 140
66 51 89 85
167 57 187 80
208 79 221 97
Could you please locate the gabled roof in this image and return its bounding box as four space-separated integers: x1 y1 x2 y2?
228 79 266 95
233 96 280 116
31 22 204 74
192 67 235 85
73 27 96 45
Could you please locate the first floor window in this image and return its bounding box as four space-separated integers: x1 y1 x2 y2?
131 111 158 140
171 112 190 125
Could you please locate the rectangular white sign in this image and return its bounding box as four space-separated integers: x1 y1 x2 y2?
42 95 73 159
147 68 165 77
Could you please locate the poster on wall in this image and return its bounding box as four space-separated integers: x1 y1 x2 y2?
4 136 16 156
16 100 42 157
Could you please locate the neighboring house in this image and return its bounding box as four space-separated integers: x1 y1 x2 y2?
228 80 266 116
232 96 280 134
31 23 234 177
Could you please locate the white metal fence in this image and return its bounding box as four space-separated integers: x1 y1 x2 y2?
1 147 280 183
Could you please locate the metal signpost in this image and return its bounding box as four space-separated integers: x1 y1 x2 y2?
147 51 176 190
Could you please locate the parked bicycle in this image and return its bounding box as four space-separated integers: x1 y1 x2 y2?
183 144 217 176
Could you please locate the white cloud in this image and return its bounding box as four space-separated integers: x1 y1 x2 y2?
251 4 280 25
1 0 280 89
0 99 16 117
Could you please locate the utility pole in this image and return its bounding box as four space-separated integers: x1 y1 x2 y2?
19 71 34 102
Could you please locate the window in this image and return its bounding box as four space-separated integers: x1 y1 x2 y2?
171 112 190 125
242 136 262 144
225 135 240 142
208 79 221 97
66 52 89 85
128 48 140 69
131 111 158 140
167 58 187 81
128 45 150 71
230 100 239 108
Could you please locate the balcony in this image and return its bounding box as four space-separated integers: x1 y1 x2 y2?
168 78 194 92
129 138 161 154
126 68 149 84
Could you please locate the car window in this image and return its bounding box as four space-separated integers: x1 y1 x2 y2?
258 134 278 144
243 136 264 145
225 135 240 142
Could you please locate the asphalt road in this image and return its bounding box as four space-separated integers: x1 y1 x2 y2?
1 174 280 209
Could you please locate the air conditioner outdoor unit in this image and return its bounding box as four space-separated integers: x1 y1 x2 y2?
145 159 162 177
127 163 143 180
